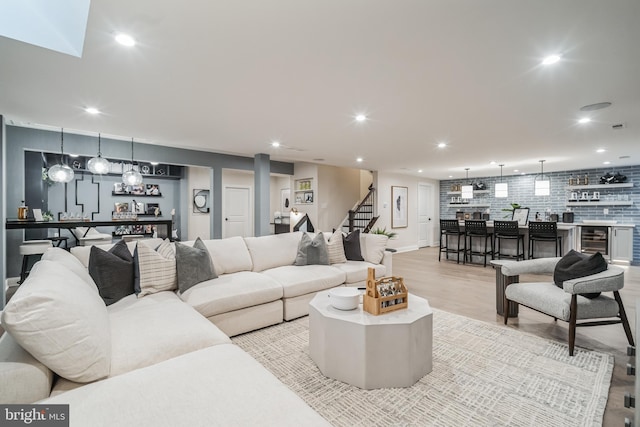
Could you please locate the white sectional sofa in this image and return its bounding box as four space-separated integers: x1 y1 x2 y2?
0 231 391 426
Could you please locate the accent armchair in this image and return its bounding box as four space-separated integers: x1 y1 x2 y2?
495 257 634 356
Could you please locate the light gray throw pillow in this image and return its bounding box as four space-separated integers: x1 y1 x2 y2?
175 237 217 293
294 232 329 266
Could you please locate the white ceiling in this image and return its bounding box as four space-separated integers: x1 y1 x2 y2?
1 0 639 180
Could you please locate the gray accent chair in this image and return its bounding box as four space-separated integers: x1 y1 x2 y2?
497 257 634 356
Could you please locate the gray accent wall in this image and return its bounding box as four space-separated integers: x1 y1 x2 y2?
3 125 294 279
254 153 271 236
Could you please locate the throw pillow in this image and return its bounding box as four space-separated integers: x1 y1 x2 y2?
134 239 178 297
326 230 347 264
360 233 389 264
294 232 330 266
553 249 607 299
42 247 99 291
343 229 364 261
175 237 218 293
1 260 111 383
89 240 135 305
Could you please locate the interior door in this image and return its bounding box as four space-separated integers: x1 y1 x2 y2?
224 186 251 238
418 183 435 247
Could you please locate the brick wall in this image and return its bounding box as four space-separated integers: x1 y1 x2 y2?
439 165 640 264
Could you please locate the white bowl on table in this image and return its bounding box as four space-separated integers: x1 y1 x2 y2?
328 287 361 311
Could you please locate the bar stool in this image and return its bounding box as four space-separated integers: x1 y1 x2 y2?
528 221 562 259
493 220 525 260
19 240 53 284
439 219 465 263
464 220 494 267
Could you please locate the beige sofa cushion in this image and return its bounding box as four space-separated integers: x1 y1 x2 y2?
41 247 98 291
0 333 53 404
245 232 302 272
107 291 230 377
183 236 253 275
135 240 177 297
42 345 331 427
1 260 111 383
180 271 283 318
333 261 387 284
263 265 346 298
71 238 164 268
360 233 389 264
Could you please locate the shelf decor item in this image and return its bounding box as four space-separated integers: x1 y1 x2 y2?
48 128 75 183
87 133 110 174
363 268 408 315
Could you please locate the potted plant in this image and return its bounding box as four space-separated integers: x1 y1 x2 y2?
502 202 521 218
371 227 398 239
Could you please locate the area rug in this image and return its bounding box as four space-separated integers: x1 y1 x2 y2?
232 309 613 427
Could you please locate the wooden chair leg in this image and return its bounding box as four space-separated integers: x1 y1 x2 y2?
569 294 578 356
614 291 635 347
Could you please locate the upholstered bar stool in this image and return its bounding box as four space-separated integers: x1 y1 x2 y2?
18 240 53 284
528 221 562 259
439 219 465 263
464 220 494 267
493 220 525 260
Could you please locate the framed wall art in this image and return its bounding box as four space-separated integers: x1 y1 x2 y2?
391 186 408 228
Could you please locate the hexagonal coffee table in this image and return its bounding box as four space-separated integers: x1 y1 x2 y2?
309 291 433 390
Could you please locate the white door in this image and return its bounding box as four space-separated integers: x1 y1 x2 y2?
418 183 435 247
224 186 251 238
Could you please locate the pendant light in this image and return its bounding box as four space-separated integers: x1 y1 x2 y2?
48 128 75 183
534 160 550 196
122 138 143 186
495 164 508 198
87 133 110 174
461 168 473 199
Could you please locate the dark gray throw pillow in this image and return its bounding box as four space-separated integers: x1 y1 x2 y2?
175 237 217 293
88 240 135 306
343 229 364 261
294 233 330 266
553 249 607 299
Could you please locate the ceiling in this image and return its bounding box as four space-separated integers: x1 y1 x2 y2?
1 0 639 181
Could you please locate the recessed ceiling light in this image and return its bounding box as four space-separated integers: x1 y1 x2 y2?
355 114 367 122
115 33 136 47
603 161 611 165
521 172 525 175
68 154 79 158
150 162 159 166
578 117 591 124
489 161 496 165
271 141 280 148
437 142 447 148
513 169 519 172
596 148 606 153
85 107 100 114
418 169 423 173
448 175 453 178
542 54 561 65
356 157 363 163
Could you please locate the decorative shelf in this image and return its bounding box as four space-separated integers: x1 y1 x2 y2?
565 183 633 190
446 190 490 195
566 201 633 207
112 192 163 197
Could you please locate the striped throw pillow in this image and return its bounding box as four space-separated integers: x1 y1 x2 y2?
135 239 177 297
326 230 347 264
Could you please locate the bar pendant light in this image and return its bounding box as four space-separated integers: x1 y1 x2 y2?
122 138 143 186
495 164 508 198
87 133 110 174
48 128 75 183
534 160 550 196
461 168 473 199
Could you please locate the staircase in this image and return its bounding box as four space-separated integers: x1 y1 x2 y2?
340 184 379 233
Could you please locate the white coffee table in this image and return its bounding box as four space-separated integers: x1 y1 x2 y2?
309 291 433 390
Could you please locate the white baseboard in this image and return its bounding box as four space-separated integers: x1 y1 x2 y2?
392 245 420 253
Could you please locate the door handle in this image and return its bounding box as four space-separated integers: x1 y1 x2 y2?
225 218 228 221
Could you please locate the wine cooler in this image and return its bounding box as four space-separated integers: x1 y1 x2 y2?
580 225 610 256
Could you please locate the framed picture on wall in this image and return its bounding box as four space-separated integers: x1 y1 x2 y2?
146 203 160 216
114 202 129 213
131 202 145 214
145 184 161 196
391 186 408 228
113 183 127 194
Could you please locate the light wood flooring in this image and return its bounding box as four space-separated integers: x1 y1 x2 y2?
394 247 639 426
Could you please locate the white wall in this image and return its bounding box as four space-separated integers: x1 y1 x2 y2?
187 166 211 240
292 162 319 230
375 172 439 252
269 175 291 228
317 165 362 232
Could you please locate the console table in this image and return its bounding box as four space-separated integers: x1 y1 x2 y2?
5 219 173 240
